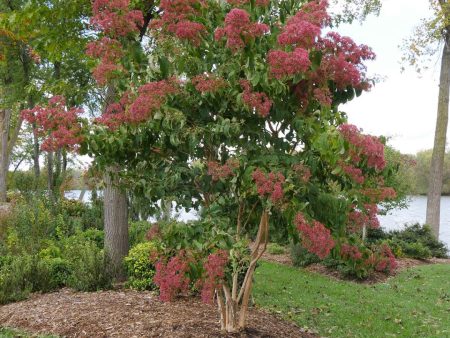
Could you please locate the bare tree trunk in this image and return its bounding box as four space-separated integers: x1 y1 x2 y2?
32 127 40 184
426 34 450 239
47 151 54 197
0 109 12 203
104 166 128 281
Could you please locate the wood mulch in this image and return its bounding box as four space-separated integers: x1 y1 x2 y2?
261 251 450 284
0 289 317 338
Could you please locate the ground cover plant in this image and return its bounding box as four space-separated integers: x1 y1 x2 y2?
253 261 450 338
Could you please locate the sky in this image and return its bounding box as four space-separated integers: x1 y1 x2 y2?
335 0 440 155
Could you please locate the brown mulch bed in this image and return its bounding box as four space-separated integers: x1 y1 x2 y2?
0 289 317 338
261 251 450 284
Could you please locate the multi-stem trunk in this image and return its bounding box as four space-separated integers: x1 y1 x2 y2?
426 33 450 239
217 210 270 332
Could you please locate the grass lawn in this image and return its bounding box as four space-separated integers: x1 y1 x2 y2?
254 261 450 338
0 327 57 337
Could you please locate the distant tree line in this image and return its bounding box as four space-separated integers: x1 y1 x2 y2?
390 148 450 196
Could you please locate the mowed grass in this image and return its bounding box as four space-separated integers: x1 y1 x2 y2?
0 327 57 337
253 261 450 338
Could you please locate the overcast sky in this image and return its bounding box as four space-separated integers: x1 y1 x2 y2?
335 0 441 155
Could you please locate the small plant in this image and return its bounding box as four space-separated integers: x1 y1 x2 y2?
290 242 320 267
63 237 112 291
267 242 286 255
124 241 158 290
129 221 152 247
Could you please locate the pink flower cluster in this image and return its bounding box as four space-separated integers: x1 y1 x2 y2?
252 168 285 203
339 124 386 171
240 80 272 117
146 223 161 241
227 0 269 7
313 87 332 106
21 96 84 152
91 0 143 37
277 0 329 48
96 80 178 127
347 203 379 233
362 187 397 203
214 8 269 51
267 48 311 79
318 32 375 90
154 251 191 302
192 74 226 93
294 212 335 259
200 250 229 304
374 244 397 273
340 163 365 184
152 0 207 44
340 243 362 260
86 37 124 85
207 159 239 181
292 163 311 183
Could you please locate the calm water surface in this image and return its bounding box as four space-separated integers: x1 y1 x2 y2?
65 191 450 250
379 196 450 250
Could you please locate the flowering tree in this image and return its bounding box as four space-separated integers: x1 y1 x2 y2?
24 0 400 332
71 0 402 332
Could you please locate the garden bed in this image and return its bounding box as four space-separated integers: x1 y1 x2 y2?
261 250 450 284
0 289 316 338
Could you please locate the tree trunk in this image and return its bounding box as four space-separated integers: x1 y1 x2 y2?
104 166 129 281
32 127 40 184
0 109 12 203
426 35 450 239
101 82 129 280
47 151 54 197
216 210 269 333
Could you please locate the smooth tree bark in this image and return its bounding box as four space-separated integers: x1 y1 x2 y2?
217 210 269 332
426 33 450 239
104 166 129 281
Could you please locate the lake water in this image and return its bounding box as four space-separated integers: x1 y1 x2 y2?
379 196 450 250
65 191 450 250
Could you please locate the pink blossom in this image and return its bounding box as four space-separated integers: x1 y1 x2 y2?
267 48 311 79
21 96 84 152
215 9 269 51
252 169 285 203
192 74 226 93
295 213 334 259
154 251 191 302
91 0 143 37
240 80 272 117
277 0 329 48
200 250 228 304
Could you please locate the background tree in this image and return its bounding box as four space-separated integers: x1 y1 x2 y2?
402 0 450 239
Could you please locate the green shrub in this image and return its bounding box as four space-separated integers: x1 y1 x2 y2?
63 237 112 291
290 242 320 267
0 255 33 304
124 241 158 290
129 221 152 247
401 241 432 259
267 242 286 255
368 224 448 259
78 228 104 248
60 198 86 217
